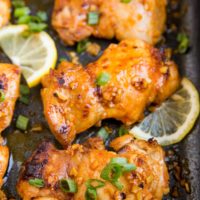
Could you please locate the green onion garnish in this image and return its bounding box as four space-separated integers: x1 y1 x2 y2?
112 181 123 190
101 163 122 182
60 178 77 193
14 7 30 18
28 22 48 32
36 11 48 22
110 157 136 172
0 90 5 102
85 187 97 200
118 126 128 136
20 84 30 95
97 127 109 141
100 157 136 190
13 0 48 33
177 33 189 54
87 12 99 25
96 72 110 86
12 0 25 8
16 115 29 131
85 179 105 200
110 157 127 165
17 15 31 24
122 163 137 172
29 178 44 188
77 39 89 54
121 0 132 3
19 95 29 105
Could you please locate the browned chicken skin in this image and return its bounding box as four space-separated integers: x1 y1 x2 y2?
41 39 180 147
0 0 10 28
0 64 21 187
52 0 166 45
17 135 169 200
0 64 21 133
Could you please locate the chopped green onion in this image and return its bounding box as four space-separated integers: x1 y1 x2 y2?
29 178 44 188
101 163 123 190
77 39 89 54
60 178 77 193
14 7 30 18
118 126 128 136
101 163 122 182
100 163 123 190
100 157 136 190
110 157 127 165
0 90 5 102
36 11 48 22
96 72 110 86
110 157 136 172
122 163 137 172
16 115 29 131
17 15 31 24
85 179 105 200
97 127 109 141
121 0 132 3
20 84 30 95
86 179 105 189
19 95 29 105
28 22 47 32
87 12 99 25
85 187 97 200
177 33 189 54
12 0 25 8
29 16 42 23
112 181 123 190
13 0 48 33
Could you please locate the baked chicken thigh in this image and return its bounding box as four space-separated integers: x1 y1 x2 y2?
0 63 21 187
17 135 169 200
0 0 10 28
52 0 166 45
42 39 180 147
0 64 21 133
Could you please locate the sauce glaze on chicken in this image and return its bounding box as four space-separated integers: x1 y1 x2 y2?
52 0 166 45
0 64 20 187
17 135 169 200
41 39 180 147
0 0 10 28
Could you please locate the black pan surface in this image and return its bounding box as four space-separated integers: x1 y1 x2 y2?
0 0 199 199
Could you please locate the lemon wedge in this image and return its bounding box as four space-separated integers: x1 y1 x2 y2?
130 78 200 146
0 25 57 87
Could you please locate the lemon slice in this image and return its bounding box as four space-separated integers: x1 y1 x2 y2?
0 25 57 87
130 78 200 146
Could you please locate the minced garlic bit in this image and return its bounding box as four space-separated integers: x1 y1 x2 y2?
90 160 99 170
68 51 80 64
86 42 101 56
70 167 78 177
30 124 43 132
160 66 168 74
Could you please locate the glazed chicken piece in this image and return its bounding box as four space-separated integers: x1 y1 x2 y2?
0 64 21 187
17 135 169 200
0 64 21 133
52 0 166 45
0 0 10 28
0 143 8 188
41 39 180 147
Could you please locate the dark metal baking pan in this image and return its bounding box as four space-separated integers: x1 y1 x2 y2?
0 0 199 199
